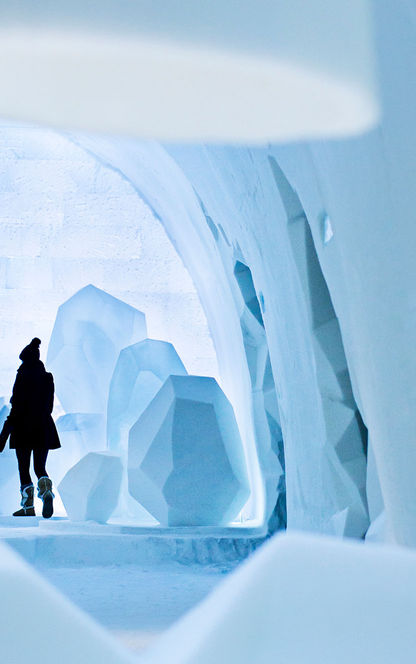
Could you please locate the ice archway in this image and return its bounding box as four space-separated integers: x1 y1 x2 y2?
56 135 368 533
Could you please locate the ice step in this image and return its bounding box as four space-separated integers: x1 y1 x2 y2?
2 520 266 567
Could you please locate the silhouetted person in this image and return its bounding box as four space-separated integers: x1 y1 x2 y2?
0 338 60 518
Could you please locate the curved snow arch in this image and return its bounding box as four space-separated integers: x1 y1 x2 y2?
62 136 368 535
65 136 265 525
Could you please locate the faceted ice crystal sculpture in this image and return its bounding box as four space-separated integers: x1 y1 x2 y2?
107 338 187 453
48 413 106 486
58 452 122 523
47 284 146 414
128 375 249 526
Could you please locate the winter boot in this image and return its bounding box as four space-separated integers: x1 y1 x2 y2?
13 484 35 517
37 476 54 519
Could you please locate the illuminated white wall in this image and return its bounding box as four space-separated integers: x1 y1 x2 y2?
0 124 218 410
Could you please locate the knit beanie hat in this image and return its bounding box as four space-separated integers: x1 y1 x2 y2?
19 337 41 363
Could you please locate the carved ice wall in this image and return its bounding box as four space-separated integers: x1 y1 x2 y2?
67 138 372 535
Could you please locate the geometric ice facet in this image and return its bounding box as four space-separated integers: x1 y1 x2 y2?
107 338 187 454
48 413 106 485
47 285 146 414
128 375 249 526
329 505 369 539
313 318 355 406
365 510 389 544
58 452 122 523
366 436 384 523
322 398 369 536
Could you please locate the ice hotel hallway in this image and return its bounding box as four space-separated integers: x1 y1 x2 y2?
1 2 416 664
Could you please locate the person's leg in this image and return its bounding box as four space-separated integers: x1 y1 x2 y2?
33 448 48 480
13 448 35 516
34 449 54 519
15 448 32 488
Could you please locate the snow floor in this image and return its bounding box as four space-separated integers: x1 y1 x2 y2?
0 517 265 655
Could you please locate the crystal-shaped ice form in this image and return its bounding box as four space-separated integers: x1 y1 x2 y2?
47 413 106 486
107 338 187 454
365 511 388 543
47 285 146 414
128 375 249 526
58 452 122 523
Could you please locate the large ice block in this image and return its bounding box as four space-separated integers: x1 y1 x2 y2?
47 284 146 414
0 541 135 664
107 338 187 453
58 452 122 523
128 375 249 526
48 413 106 486
145 532 416 664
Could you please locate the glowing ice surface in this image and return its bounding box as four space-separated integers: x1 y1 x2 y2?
128 375 249 526
107 338 187 454
59 452 122 523
47 413 106 486
47 284 146 414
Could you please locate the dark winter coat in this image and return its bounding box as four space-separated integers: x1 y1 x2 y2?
1 360 60 451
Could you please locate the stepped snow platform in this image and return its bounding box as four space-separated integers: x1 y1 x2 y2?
0 517 266 655
0 517 266 567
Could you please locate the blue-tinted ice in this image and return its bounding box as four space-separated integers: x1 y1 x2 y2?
47 413 106 486
58 451 122 523
107 338 187 454
47 284 146 414
128 375 250 526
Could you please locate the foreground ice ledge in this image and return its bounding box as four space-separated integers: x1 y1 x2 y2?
0 541 135 664
144 532 416 664
0 0 378 141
